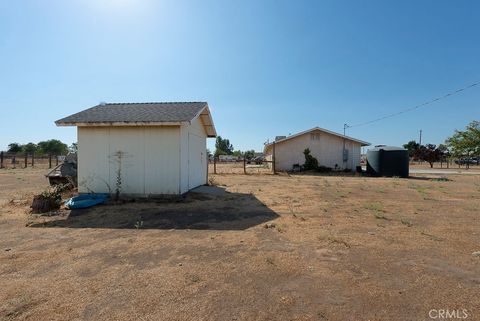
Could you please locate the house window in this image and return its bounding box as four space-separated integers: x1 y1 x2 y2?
310 133 320 141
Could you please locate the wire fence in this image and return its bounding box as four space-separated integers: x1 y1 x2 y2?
0 152 64 169
208 158 275 175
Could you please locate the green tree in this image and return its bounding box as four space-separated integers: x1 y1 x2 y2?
37 139 68 155
403 140 420 158
414 144 443 168
244 150 255 160
23 142 38 154
7 143 22 153
214 136 234 157
446 121 480 161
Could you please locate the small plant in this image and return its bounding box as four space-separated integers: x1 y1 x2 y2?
208 176 217 186
303 148 318 170
265 257 275 265
364 202 386 213
401 219 413 227
31 184 70 214
374 213 389 220
134 220 144 229
421 231 443 241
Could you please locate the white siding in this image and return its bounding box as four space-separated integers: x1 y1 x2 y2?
78 126 180 196
265 130 363 171
179 116 207 193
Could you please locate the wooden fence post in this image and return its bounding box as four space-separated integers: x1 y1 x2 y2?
56 155 59 166
24 154 28 168
12 155 16 169
31 152 34 167
49 155 52 169
272 141 276 174
214 157 217 174
243 157 246 175
0 151 3 169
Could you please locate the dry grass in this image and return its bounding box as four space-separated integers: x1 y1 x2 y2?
1 167 480 321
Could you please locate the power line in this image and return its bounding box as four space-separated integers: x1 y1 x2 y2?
346 81 479 129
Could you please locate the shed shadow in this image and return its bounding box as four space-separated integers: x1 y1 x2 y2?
29 187 279 230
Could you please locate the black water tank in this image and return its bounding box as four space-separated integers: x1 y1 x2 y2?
366 146 409 178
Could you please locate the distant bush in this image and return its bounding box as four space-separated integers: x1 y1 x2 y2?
303 148 319 170
302 149 333 172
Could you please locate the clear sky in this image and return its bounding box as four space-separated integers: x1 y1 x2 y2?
1 0 479 153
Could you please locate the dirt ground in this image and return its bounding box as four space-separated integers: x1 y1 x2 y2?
0 167 479 321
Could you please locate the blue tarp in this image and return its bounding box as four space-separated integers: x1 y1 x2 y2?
65 193 109 209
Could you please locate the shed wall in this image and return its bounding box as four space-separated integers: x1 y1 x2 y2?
179 116 208 193
78 126 181 195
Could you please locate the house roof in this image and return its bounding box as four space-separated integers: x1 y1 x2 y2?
264 127 370 150
55 102 217 137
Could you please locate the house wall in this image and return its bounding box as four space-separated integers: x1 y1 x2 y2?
179 116 208 193
265 130 362 171
77 126 181 196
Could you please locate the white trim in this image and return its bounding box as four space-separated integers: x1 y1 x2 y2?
264 126 370 149
190 104 217 137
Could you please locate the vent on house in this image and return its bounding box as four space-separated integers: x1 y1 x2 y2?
275 136 286 141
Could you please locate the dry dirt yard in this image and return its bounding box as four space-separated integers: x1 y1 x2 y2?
0 168 479 321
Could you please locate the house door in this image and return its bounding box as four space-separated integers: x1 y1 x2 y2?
188 133 206 189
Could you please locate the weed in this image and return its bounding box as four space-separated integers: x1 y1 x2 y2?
401 219 413 227
327 236 351 248
134 220 144 229
374 213 389 220
208 176 217 186
364 202 385 213
266 257 275 265
432 177 450 182
421 232 443 241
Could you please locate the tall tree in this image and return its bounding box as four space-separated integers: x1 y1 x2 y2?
23 142 38 154
403 140 420 158
414 144 443 168
37 139 68 155
446 120 480 160
7 143 22 153
214 136 234 157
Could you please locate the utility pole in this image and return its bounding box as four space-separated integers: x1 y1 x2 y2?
419 130 422 145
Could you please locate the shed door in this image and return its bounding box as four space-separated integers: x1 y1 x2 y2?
188 133 206 189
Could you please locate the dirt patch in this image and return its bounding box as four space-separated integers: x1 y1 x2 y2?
0 168 479 320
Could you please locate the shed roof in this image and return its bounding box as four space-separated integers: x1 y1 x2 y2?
264 127 370 149
55 102 216 137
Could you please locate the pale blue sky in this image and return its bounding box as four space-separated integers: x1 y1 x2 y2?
1 0 479 152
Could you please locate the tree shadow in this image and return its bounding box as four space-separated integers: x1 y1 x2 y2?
28 187 279 230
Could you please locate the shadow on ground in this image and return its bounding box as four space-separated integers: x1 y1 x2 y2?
29 186 278 230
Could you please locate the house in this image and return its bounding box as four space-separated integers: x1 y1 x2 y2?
263 127 370 171
55 102 216 196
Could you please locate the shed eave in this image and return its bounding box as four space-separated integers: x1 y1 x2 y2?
55 121 187 127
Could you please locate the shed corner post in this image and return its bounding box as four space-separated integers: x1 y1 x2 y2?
272 141 276 174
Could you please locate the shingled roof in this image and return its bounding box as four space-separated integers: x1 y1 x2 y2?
55 102 216 137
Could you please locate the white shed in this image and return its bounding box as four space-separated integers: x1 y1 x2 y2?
264 127 370 171
56 102 216 196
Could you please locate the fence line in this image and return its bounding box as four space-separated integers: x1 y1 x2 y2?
0 151 63 169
